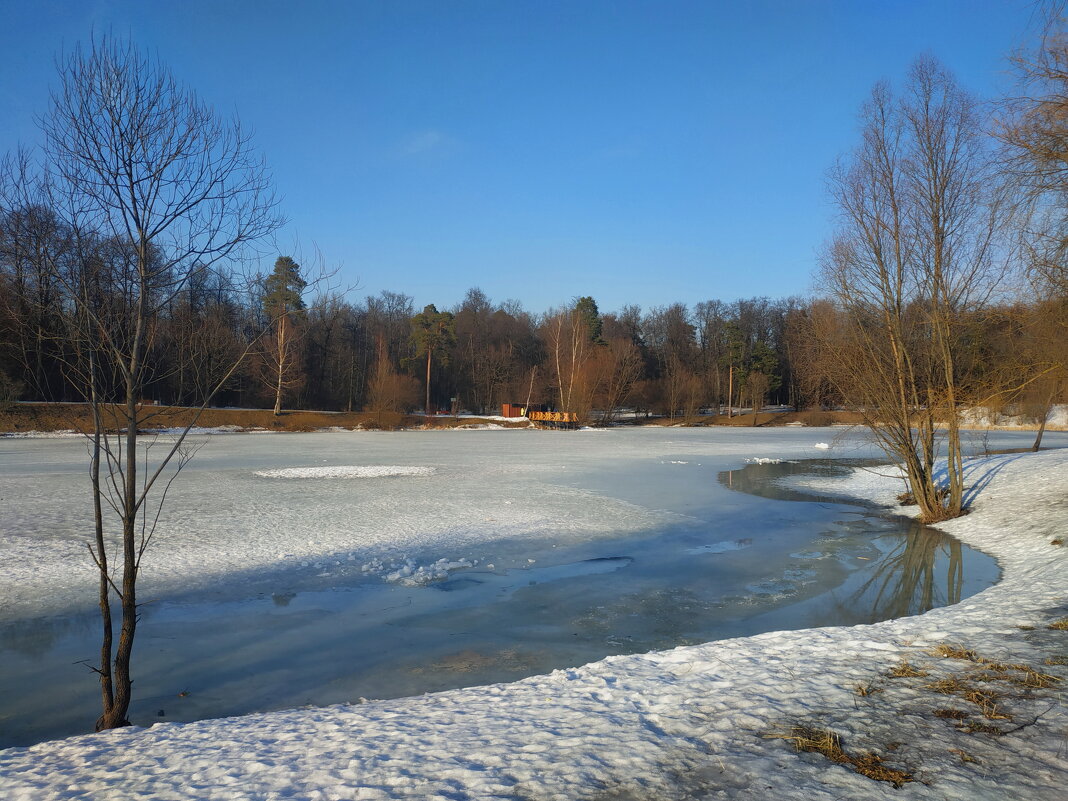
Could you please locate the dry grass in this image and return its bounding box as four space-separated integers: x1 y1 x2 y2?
1048 617 1068 631
928 645 1062 689
854 682 883 697
887 660 928 678
1044 655 1068 666
896 491 917 507
948 748 980 764
932 644 980 661
1001 666 1061 689
926 676 972 695
961 721 1004 735
962 690 1011 721
932 708 970 720
926 677 1010 720
766 726 914 788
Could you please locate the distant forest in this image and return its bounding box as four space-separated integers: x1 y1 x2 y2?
0 256 1062 425
0 238 809 419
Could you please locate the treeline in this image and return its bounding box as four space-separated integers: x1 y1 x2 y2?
0 231 1063 424
0 219 809 420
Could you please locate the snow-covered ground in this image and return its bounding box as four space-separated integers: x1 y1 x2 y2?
960 403 1068 430
1 429 1066 799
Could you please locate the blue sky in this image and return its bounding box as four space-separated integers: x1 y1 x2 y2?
0 0 1043 315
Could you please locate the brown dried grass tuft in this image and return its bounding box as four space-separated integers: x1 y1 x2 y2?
932 644 980 661
1044 655 1068 666
766 726 914 788
948 748 980 764
926 677 971 695
1009 667 1061 689
1049 617 1068 631
962 721 1004 735
887 660 928 678
932 708 970 720
962 690 1011 720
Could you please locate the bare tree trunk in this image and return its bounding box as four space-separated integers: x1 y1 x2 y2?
273 316 287 415
1032 388 1054 450
87 351 114 728
425 347 432 416
727 365 733 418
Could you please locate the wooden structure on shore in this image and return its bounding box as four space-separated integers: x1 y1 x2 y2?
527 410 579 429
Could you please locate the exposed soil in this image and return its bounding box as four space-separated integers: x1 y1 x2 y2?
0 403 529 434
1 403 1051 434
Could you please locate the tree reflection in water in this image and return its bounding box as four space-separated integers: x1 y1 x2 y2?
719 458 980 625
854 523 964 621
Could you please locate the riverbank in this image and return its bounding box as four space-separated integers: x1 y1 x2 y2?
5 400 1055 434
1 439 1065 799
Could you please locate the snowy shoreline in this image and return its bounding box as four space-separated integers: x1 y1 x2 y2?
2 445 1067 799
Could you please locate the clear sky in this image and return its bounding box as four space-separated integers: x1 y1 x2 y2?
0 0 1045 315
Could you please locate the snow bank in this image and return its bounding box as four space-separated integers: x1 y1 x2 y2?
961 403 1068 429
0 429 83 438
2 445 1066 799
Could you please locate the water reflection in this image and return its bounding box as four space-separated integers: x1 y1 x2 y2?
720 459 990 624
852 526 963 621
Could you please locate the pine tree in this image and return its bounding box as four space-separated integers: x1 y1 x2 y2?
408 304 456 416
262 256 306 414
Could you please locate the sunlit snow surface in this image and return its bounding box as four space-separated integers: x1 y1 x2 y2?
253 464 437 479
1 427 1067 800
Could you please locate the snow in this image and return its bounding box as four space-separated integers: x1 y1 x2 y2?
960 403 1068 430
380 557 476 586
253 465 437 479
1 429 1067 799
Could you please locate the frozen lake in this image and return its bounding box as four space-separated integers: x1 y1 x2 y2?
1 426 1060 748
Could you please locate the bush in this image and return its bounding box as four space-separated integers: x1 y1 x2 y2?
0 369 22 411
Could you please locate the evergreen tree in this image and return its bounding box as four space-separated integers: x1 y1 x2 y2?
262 256 306 414
409 304 456 416
263 256 306 319
574 296 603 343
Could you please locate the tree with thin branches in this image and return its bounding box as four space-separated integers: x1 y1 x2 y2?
815 56 1005 522
39 36 282 731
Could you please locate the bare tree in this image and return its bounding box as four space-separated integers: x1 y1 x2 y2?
999 16 1068 295
40 36 282 731
816 57 1004 522
595 337 643 424
543 301 603 419
367 336 420 423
